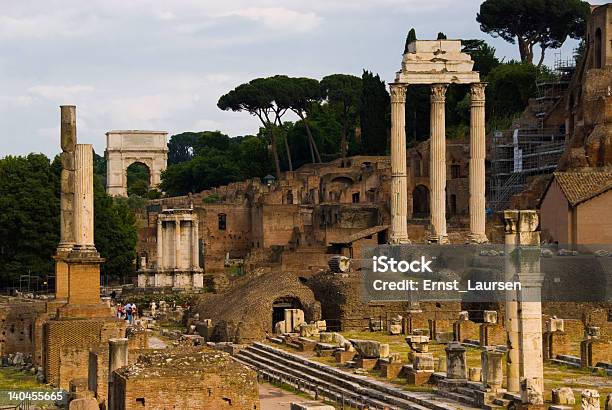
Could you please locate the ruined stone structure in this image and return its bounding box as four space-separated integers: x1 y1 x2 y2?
137 208 203 288
105 130 168 196
111 348 259 410
390 40 487 244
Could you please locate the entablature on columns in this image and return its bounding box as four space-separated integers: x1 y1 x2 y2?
158 208 198 223
394 40 481 85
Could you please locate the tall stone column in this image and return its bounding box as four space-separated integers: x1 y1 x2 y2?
191 218 199 269
157 218 164 270
503 210 544 405
468 83 488 243
429 84 449 244
73 144 96 251
55 106 77 299
58 106 76 252
504 210 520 392
174 217 181 269
389 83 410 244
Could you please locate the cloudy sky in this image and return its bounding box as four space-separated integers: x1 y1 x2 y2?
0 0 578 158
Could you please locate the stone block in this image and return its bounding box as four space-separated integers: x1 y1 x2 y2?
314 343 335 357
380 362 403 380
445 341 467 380
458 311 469 321
68 397 99 410
296 337 317 352
404 369 433 385
581 389 600 410
483 310 498 324
389 323 402 335
350 339 389 358
412 353 434 371
355 357 379 371
552 387 576 405
546 317 565 333
299 323 319 338
468 367 481 382
334 350 356 364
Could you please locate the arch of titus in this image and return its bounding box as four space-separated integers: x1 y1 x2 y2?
390 40 487 244
105 130 168 196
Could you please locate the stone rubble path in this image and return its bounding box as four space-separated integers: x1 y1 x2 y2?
259 382 325 409
147 336 168 349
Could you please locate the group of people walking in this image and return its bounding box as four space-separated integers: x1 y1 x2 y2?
116 302 138 324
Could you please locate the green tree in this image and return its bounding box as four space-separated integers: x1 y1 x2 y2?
437 32 447 40
0 154 59 288
477 0 589 65
462 39 500 76
126 162 150 197
404 28 417 53
360 70 390 155
321 74 362 158
281 77 324 163
167 132 200 165
218 77 293 177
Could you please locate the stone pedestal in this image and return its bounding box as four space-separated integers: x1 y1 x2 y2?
380 362 403 379
389 84 410 244
355 357 379 371
428 84 449 244
481 349 504 391
445 341 467 380
405 352 434 385
468 83 488 243
334 350 356 364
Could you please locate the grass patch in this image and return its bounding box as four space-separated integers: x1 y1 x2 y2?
0 368 46 390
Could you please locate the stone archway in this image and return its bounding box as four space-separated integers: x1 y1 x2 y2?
105 131 168 196
412 184 430 218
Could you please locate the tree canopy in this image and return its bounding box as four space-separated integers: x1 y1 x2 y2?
477 0 589 65
321 74 362 158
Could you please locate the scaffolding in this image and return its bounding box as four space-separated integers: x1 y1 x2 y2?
489 128 566 212
488 53 575 212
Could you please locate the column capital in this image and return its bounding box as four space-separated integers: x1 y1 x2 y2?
430 84 449 102
389 83 407 103
470 82 487 103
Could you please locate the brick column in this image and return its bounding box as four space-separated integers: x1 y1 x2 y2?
389 83 410 244
428 84 449 244
468 83 488 243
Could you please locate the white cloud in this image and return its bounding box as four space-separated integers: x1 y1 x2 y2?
28 85 95 101
216 7 321 32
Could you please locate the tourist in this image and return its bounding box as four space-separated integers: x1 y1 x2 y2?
125 303 133 324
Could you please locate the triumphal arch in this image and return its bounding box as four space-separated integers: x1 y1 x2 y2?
389 39 487 244
105 130 168 196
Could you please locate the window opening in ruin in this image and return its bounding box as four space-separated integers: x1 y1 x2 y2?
135 398 145 406
222 397 232 405
218 213 227 230
352 192 360 203
451 164 460 179
450 194 457 215
595 28 603 69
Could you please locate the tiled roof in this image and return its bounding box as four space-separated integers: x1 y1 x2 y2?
554 171 612 206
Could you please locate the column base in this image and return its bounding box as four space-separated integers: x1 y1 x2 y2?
427 234 449 244
467 233 489 244
389 235 411 245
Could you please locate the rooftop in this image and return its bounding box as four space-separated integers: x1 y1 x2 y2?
553 170 612 205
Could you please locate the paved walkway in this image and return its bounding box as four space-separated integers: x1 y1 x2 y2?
259 382 327 410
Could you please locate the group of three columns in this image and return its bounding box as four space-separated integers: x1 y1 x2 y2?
389 82 488 244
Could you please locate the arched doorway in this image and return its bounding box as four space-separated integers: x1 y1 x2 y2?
272 296 303 332
126 162 151 197
412 185 430 218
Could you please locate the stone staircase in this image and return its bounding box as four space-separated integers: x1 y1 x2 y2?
435 379 517 410
234 342 482 410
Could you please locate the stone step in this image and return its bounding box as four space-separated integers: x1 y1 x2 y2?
239 342 480 410
236 350 420 410
556 354 580 364
550 358 581 368
435 389 478 407
493 397 511 406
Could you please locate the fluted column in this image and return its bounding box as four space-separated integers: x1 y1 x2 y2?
157 218 164 270
192 218 199 269
389 83 410 244
174 217 181 269
468 83 488 243
429 84 449 244
73 144 96 251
